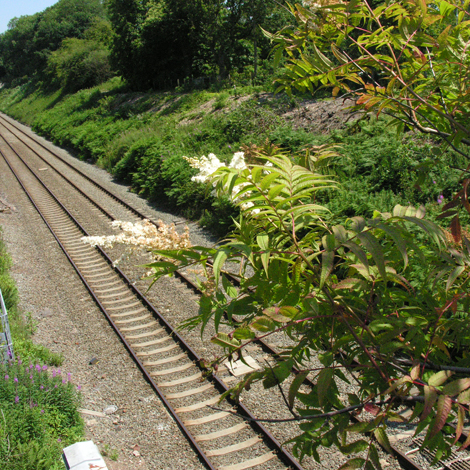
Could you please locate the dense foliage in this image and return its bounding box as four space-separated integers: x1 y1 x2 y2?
0 0 108 87
46 18 114 92
0 361 83 470
150 145 470 466
107 0 290 90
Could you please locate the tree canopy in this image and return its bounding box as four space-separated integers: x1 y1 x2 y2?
0 0 107 85
106 0 290 90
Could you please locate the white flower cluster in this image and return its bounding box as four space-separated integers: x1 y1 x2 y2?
184 152 247 183
302 0 340 12
185 151 260 212
184 153 225 183
302 0 319 7
184 151 275 215
228 151 247 171
82 219 191 254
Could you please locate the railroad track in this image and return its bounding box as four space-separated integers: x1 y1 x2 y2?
1 113 469 470
0 118 302 469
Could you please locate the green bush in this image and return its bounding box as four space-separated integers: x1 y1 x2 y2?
0 274 18 311
47 38 113 92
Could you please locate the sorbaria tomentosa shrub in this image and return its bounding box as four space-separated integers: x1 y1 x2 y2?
150 144 470 467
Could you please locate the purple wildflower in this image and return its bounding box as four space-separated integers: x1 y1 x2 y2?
52 370 56 378
57 369 61 375
14 377 18 383
57 438 62 443
30 375 33 380
15 396 19 403
41 410 45 414
42 365 47 371
437 194 444 204
77 385 82 391
62 379 66 384
433 180 436 184
17 359 22 365
36 365 41 371
4 375 9 380
40 385 44 390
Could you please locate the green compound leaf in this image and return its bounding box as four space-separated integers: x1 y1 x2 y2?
357 231 386 281
317 368 334 407
212 249 228 287
263 306 292 323
442 378 470 397
211 332 240 350
428 395 453 440
250 316 275 332
420 385 438 422
369 444 383 470
428 370 453 387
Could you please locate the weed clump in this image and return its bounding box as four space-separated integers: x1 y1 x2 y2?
0 360 83 469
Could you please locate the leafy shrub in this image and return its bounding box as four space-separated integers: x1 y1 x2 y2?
13 340 63 367
269 125 321 152
220 98 282 143
0 274 18 312
114 137 162 183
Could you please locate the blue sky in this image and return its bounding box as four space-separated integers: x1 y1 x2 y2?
0 1 59 34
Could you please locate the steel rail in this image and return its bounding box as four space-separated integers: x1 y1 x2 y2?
0 121 116 222
0 133 304 469
0 114 205 295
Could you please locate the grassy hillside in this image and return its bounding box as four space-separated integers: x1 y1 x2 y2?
0 79 465 236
